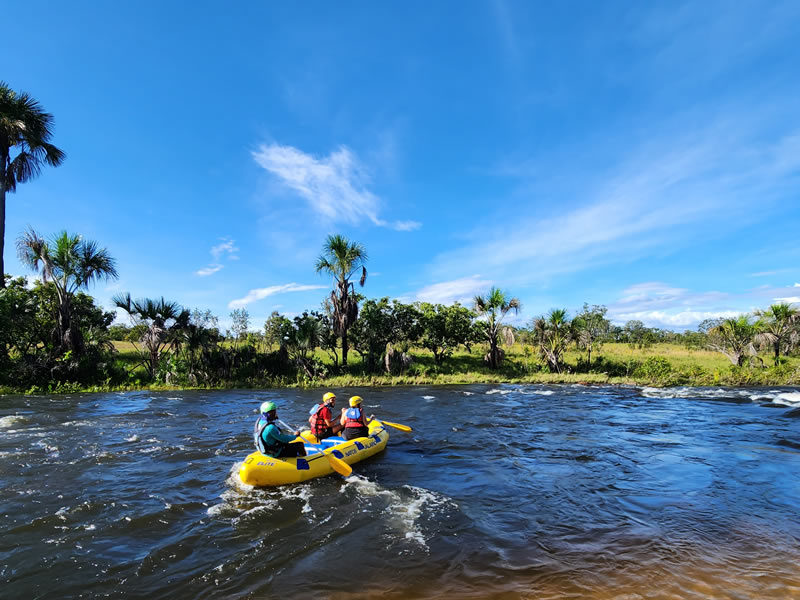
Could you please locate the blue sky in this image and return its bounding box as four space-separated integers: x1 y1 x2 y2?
3 1 800 332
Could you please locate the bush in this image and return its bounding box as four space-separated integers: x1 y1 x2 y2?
634 356 672 381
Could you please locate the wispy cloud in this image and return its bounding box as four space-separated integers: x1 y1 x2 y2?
228 283 326 309
394 220 422 232
607 281 740 328
414 275 492 306
430 117 800 285
253 143 418 231
196 264 224 277
613 309 741 328
605 281 800 329
211 238 239 261
492 0 522 68
196 237 239 277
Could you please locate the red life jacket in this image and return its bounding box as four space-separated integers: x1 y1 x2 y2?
344 407 365 428
309 404 332 435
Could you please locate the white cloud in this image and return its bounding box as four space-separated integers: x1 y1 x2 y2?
211 238 239 261
196 264 224 277
607 281 741 329
429 115 800 286
614 309 741 328
393 220 422 232
749 270 778 277
196 237 238 276
774 296 800 304
228 283 326 309
252 143 419 230
414 275 492 306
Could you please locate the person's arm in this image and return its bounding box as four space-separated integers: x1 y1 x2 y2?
265 423 299 444
322 406 334 427
340 408 347 427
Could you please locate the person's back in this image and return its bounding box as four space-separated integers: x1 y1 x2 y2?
341 396 370 440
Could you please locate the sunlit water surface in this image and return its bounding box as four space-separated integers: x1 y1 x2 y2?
1 385 799 599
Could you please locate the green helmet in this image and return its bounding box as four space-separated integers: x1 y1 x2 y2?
260 401 276 414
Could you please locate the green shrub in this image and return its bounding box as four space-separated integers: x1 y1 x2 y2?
635 356 672 381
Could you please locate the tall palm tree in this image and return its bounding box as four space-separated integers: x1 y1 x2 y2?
473 287 520 369
1 82 65 287
315 234 367 367
17 228 117 355
755 302 799 366
112 293 190 379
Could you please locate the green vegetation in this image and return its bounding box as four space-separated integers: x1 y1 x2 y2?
4 232 800 394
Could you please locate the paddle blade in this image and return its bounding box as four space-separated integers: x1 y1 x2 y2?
381 420 412 432
325 452 352 477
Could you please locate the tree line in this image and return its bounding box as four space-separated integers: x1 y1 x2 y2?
2 82 799 391
3 226 799 392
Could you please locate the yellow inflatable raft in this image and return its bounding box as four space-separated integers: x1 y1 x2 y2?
238 419 390 487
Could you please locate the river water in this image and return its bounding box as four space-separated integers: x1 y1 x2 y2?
1 385 799 599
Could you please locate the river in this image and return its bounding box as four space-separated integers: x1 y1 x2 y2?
1 385 799 599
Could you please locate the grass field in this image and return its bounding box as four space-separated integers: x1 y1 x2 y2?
103 340 800 392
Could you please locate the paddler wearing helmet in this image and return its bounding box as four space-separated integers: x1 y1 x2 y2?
253 400 307 458
308 391 343 442
340 395 372 440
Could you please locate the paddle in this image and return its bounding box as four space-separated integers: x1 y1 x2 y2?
279 419 352 477
378 419 413 432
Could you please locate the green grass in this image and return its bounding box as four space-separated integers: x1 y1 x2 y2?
2 340 795 395
2 340 791 395
91 340 800 394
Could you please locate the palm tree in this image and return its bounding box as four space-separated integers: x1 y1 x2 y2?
473 287 520 369
707 315 759 367
533 308 572 373
113 293 190 379
1 82 65 287
755 302 799 366
17 228 117 355
315 234 367 366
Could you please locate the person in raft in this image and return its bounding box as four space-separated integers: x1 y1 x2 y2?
308 391 344 442
340 396 372 440
254 401 307 458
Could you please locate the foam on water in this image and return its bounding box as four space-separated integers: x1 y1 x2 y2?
422 395 435 400
486 389 512 395
770 391 800 407
0 415 27 428
342 476 457 549
640 386 800 407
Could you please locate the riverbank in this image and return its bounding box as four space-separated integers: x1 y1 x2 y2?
3 342 799 395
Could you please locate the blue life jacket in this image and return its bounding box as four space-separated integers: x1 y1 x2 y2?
344 407 364 429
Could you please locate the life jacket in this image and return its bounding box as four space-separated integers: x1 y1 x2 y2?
309 403 331 435
253 416 283 456
344 407 365 429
